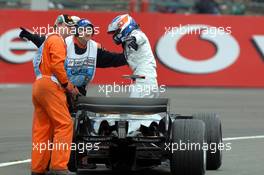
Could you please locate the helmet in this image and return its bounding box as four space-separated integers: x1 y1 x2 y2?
75 18 94 36
107 14 139 45
71 15 81 25
54 14 77 27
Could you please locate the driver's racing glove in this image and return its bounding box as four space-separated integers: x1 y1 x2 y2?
124 36 138 51
19 27 32 40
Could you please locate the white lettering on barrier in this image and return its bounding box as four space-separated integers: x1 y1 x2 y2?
252 35 264 59
156 25 240 74
0 28 36 63
0 26 263 69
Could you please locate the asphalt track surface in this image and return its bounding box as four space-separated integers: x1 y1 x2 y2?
0 85 264 175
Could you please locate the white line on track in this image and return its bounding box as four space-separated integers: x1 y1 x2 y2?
0 159 31 168
223 135 264 141
0 135 264 168
0 84 26 88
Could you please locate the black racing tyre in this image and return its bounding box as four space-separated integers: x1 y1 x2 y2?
68 149 77 172
68 117 78 172
193 113 222 170
170 119 206 175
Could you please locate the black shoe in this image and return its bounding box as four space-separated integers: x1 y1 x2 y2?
45 170 76 175
32 172 45 175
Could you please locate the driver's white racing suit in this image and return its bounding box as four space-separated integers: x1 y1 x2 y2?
124 29 159 98
123 29 161 133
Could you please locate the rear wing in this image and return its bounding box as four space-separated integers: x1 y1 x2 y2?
76 96 169 114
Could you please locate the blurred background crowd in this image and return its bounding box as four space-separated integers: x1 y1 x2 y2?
1 0 264 15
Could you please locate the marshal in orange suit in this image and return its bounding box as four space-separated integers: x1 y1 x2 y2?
31 14 79 175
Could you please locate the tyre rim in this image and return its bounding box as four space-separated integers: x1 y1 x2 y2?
219 124 223 161
203 139 207 172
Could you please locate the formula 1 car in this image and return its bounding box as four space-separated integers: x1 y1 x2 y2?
68 96 222 175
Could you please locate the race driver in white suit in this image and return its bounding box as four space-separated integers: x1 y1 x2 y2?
107 14 161 134
107 14 159 98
